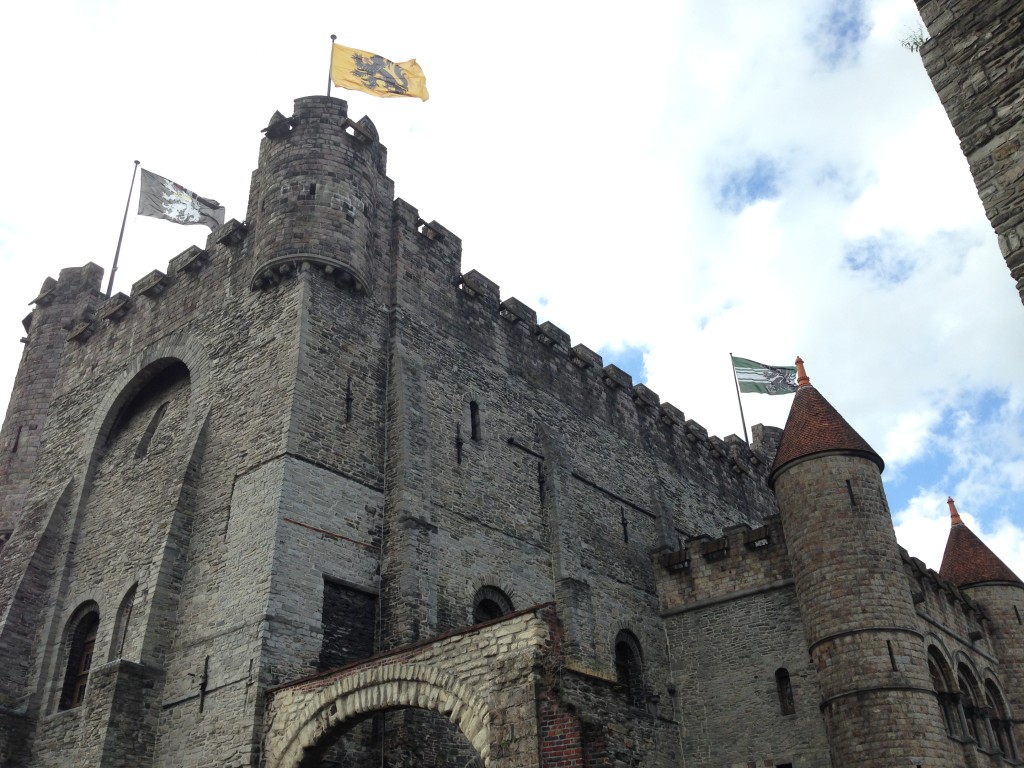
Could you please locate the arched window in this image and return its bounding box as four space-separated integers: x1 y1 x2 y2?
60 608 99 710
614 630 644 708
775 668 795 715
928 648 958 737
958 665 986 749
471 586 513 624
985 680 1018 760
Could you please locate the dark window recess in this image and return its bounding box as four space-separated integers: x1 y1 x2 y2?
319 579 376 672
614 630 645 708
776 668 795 715
11 425 21 453
472 586 513 624
136 401 169 458
60 612 99 710
620 509 629 543
309 182 317 197
469 401 481 441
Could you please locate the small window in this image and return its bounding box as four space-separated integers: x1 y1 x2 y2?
472 586 513 624
775 668 795 715
60 610 99 710
469 401 481 441
614 630 644 708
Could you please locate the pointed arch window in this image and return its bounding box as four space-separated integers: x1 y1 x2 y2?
60 609 99 710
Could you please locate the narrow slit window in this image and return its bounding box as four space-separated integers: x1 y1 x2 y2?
776 668 795 715
469 401 481 441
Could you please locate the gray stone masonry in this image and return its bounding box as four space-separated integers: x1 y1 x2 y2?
915 0 1024 305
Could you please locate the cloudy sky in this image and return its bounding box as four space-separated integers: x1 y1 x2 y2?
1 0 1022 576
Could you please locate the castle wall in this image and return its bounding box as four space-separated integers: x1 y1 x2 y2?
658 518 832 767
374 193 781 700
915 0 1024 305
5 89 1020 767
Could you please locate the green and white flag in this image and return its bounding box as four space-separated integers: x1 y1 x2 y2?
138 169 225 230
732 356 798 395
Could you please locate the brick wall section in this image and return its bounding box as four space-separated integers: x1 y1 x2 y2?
915 0 1024 305
538 699 584 768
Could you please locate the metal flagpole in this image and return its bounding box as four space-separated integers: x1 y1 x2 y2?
327 34 336 96
107 160 140 298
729 353 750 447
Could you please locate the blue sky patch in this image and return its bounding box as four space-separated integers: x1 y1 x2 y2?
598 344 648 384
886 390 1017 518
812 0 870 68
842 234 915 283
716 157 781 213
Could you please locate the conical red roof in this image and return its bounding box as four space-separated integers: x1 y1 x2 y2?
768 361 882 487
939 498 1021 587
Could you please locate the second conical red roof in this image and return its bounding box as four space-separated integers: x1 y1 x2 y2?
939 498 1021 587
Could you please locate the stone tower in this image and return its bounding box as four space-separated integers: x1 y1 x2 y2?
939 498 1024 758
769 360 952 767
913 0 1024 306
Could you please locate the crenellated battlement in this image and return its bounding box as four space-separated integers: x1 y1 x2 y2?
654 516 792 613
902 549 989 629
34 218 249 346
457 268 778 470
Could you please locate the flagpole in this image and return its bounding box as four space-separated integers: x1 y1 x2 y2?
327 34 336 97
729 353 750 447
107 160 140 299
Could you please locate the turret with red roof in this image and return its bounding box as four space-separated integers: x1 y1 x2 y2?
770 358 951 767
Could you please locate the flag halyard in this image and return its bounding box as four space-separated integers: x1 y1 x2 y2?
732 356 799 395
138 169 225 230
331 43 429 101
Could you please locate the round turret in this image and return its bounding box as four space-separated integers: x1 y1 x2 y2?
248 96 394 298
939 498 1024 754
770 359 955 767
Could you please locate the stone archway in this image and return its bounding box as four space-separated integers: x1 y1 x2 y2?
271 663 491 767
264 606 555 768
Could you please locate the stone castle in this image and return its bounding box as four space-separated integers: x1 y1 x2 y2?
0 3 1022 766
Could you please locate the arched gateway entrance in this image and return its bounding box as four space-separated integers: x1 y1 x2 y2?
263 606 554 768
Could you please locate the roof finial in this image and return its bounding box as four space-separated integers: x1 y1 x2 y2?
795 356 810 387
947 496 963 526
